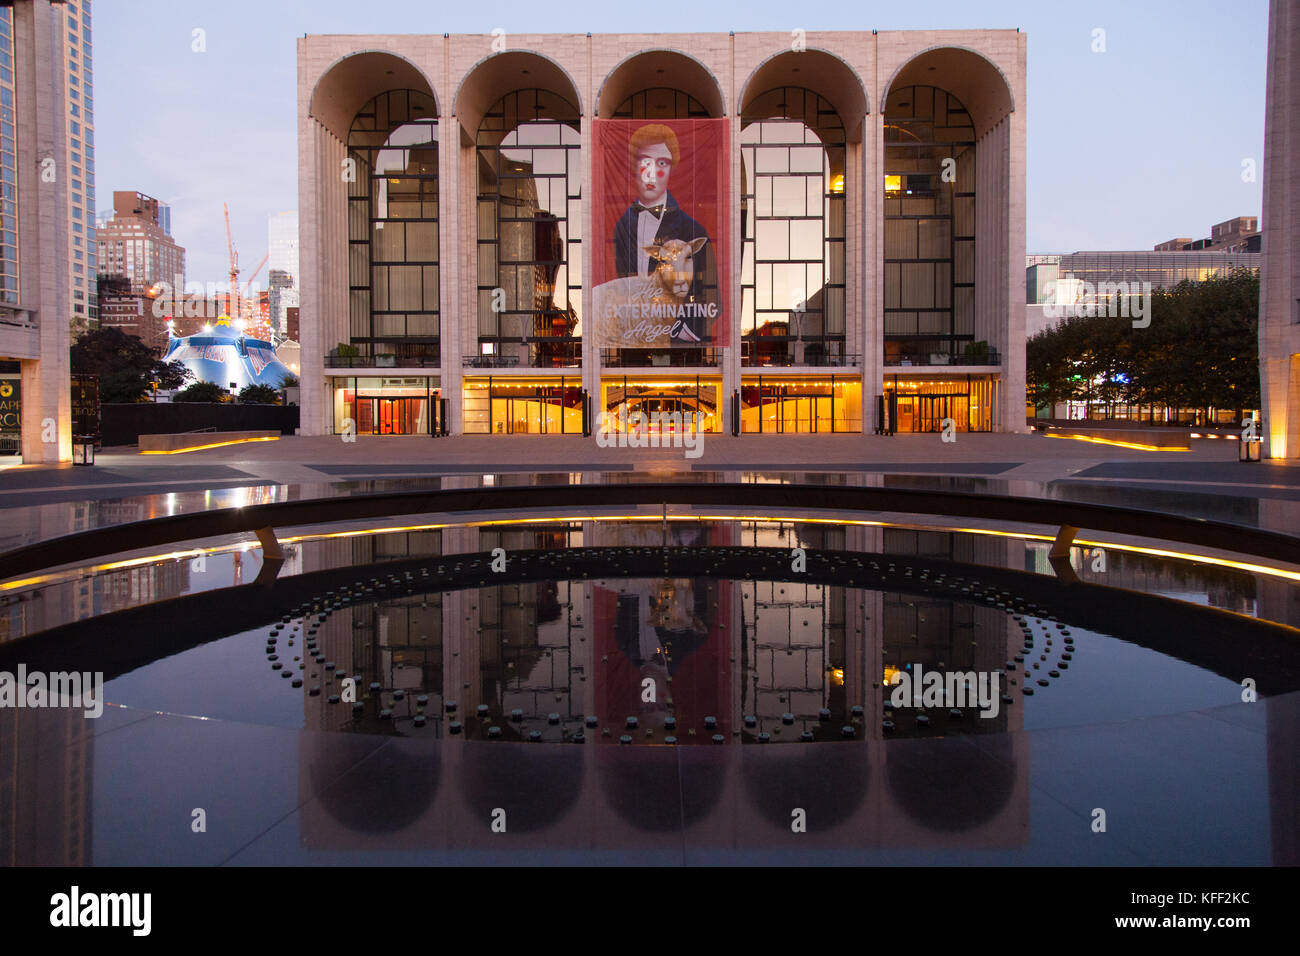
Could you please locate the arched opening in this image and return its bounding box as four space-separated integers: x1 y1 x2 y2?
879 47 1017 435
306 52 439 438
465 90 584 434
346 90 441 369
598 51 725 119
882 84 976 373
738 88 859 433
309 50 436 141
593 52 727 425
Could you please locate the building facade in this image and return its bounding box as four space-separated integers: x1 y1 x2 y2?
62 0 94 331
0 0 85 462
299 31 1027 438
96 191 185 294
1025 247 1260 339
1156 216 1260 254
1260 0 1300 459
267 210 299 339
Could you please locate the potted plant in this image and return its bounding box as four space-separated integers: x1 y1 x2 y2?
963 340 991 363
335 343 360 367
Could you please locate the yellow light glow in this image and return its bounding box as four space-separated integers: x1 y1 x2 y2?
831 668 845 685
883 666 902 687
140 437 280 455
884 175 901 192
830 174 845 194
7 514 1300 601
1044 433 1189 452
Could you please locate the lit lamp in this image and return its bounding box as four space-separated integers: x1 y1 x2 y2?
72 435 95 466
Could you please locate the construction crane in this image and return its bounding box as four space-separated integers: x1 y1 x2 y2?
223 202 241 323
242 251 269 297
222 204 271 332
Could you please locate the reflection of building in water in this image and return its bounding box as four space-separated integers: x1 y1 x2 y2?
302 530 444 733
741 521 848 736
292 508 1028 851
0 557 192 641
0 708 91 865
1028 541 1262 618
477 525 585 733
878 529 1022 737
590 519 733 735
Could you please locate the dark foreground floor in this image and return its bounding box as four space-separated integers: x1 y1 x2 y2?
5 691 1294 866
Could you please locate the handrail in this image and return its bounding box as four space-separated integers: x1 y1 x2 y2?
2 482 1299 584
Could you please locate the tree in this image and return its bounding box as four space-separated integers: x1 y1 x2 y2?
69 327 192 403
156 360 192 391
174 381 229 403
238 384 281 405
1027 269 1259 422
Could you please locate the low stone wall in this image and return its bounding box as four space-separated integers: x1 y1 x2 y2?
138 430 282 453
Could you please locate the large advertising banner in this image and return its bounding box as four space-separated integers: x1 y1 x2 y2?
592 119 729 348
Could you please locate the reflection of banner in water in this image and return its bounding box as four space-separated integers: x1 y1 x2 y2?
593 118 729 348
591 522 733 733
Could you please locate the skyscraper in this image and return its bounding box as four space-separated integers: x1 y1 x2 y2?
268 210 299 278
0 0 87 462
0 10 18 309
268 211 298 338
62 0 95 332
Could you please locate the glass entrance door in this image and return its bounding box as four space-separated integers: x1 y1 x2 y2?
354 397 429 435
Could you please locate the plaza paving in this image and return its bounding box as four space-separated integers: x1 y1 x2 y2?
2 432 1298 510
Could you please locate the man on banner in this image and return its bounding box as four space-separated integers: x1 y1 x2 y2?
612 124 713 341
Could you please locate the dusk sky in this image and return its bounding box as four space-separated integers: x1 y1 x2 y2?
94 0 1268 290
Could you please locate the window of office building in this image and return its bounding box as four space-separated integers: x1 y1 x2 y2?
346 89 440 366
475 90 581 369
741 87 847 368
883 85 976 366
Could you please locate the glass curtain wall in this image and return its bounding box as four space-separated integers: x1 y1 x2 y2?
476 90 582 369
883 85 975 367
740 88 847 368
346 90 440 365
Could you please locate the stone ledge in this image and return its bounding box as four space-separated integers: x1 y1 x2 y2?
138 431 281 454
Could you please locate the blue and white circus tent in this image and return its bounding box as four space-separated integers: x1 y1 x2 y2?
162 316 294 389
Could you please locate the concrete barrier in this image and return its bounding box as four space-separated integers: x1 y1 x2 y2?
1034 425 1193 449
138 430 281 454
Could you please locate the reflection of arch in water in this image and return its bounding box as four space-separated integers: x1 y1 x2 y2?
886 737 1015 832
459 742 583 833
595 745 726 833
310 740 440 835
743 744 870 831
